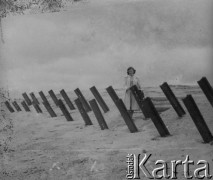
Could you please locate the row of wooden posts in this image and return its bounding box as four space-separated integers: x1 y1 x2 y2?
4 77 213 144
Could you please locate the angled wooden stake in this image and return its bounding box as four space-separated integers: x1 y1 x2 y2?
75 98 92 125
90 86 109 113
12 101 22 112
143 97 170 137
106 86 120 104
5 101 15 113
74 88 91 112
183 94 213 143
58 99 73 121
43 101 57 117
89 99 108 130
130 85 150 119
21 101 30 112
39 91 49 104
60 89 75 110
30 92 40 104
32 102 42 113
48 90 59 106
160 82 186 117
22 92 32 106
197 77 213 107
115 99 138 133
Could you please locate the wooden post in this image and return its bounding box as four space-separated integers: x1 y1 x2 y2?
90 86 109 113
60 89 75 110
43 101 57 117
32 102 42 113
143 97 170 137
22 92 32 106
21 101 30 112
197 77 213 107
106 86 120 104
39 91 49 104
30 92 40 104
58 99 73 121
48 90 59 106
115 99 138 133
130 85 150 119
74 88 91 112
5 101 15 113
75 98 93 125
160 82 186 117
183 95 213 143
12 101 22 112
89 99 108 130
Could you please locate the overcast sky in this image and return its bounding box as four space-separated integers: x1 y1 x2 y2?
1 0 213 93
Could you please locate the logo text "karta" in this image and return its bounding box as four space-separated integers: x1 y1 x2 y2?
126 153 212 179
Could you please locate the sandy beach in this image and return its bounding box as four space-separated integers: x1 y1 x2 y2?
0 86 212 180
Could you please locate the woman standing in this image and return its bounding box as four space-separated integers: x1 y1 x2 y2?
124 67 143 117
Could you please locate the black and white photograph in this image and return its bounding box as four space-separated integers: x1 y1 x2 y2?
0 0 213 179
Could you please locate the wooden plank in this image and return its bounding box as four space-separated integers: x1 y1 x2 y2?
75 98 92 125
74 88 91 112
143 97 170 137
58 99 73 121
32 102 42 113
106 86 119 104
183 94 213 143
89 99 108 130
160 82 186 117
197 77 213 107
5 101 15 113
115 99 138 133
90 86 109 113
39 91 49 103
48 90 59 106
30 92 40 104
130 85 150 119
60 89 75 110
43 101 57 117
21 101 30 112
22 92 32 106
106 86 138 131
12 101 22 112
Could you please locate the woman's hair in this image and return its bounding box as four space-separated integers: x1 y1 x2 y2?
127 67 136 75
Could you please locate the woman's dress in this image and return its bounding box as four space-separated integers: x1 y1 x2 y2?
124 75 142 110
